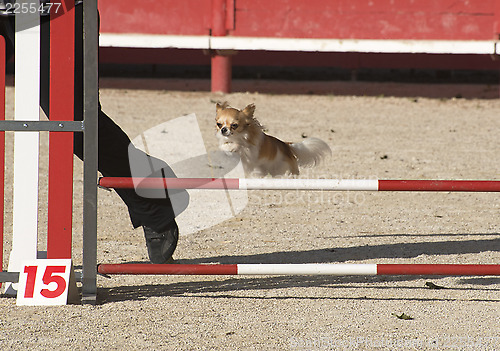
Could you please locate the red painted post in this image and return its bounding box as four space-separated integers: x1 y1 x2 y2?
211 0 232 93
0 35 5 288
211 54 232 93
47 1 75 259
494 0 500 98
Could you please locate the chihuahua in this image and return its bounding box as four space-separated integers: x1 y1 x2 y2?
215 102 331 177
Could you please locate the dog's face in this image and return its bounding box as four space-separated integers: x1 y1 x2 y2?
215 102 256 138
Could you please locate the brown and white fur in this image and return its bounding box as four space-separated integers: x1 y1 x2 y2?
215 102 331 177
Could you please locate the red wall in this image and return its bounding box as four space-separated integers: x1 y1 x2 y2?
99 0 211 35
232 0 500 40
99 0 500 40
98 0 500 72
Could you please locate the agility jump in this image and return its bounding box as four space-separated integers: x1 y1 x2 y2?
0 1 499 306
96 177 500 277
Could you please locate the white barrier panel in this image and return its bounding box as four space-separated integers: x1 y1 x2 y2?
5 0 41 295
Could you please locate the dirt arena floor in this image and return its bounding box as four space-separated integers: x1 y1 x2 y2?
1 79 499 350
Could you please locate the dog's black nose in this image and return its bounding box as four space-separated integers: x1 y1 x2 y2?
221 127 228 135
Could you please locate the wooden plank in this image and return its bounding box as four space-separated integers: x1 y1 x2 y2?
234 0 496 17
98 0 211 35
97 0 498 40
233 0 497 40
6 1 41 295
47 0 75 259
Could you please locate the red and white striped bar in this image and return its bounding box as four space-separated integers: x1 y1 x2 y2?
98 177 500 192
98 263 500 276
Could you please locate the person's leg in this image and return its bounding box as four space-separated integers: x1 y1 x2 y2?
72 4 185 262
2 6 186 263
71 4 187 234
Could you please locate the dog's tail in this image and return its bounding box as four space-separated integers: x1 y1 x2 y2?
290 137 332 168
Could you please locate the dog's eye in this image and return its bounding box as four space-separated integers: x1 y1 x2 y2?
216 123 222 128
231 123 238 129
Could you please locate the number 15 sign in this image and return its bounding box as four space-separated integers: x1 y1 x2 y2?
16 259 75 306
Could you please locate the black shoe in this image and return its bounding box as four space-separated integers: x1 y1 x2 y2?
143 221 179 264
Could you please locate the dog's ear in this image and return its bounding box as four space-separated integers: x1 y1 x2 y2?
242 103 256 117
216 101 229 114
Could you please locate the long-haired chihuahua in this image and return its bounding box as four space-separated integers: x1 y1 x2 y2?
215 102 331 177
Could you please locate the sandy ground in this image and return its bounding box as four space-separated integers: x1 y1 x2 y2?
1 79 499 350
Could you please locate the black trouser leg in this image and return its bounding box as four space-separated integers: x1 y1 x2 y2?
1 6 187 233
